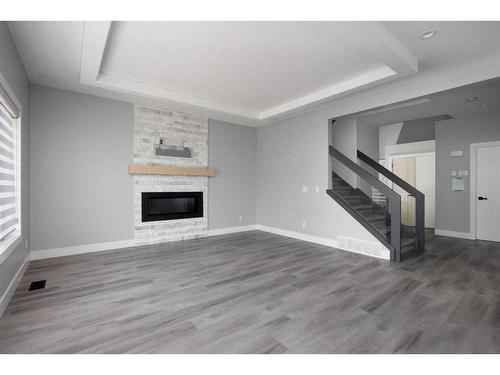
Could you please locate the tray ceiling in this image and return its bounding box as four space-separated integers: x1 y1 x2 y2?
7 21 500 126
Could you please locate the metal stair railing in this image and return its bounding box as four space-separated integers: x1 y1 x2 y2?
357 149 425 254
329 145 402 261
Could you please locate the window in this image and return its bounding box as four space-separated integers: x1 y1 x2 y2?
0 84 20 245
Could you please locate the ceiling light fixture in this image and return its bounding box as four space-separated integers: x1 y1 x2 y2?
420 29 437 40
465 96 478 103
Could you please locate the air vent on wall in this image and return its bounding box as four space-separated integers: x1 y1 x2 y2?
337 236 390 260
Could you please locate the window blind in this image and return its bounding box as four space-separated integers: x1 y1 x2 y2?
0 84 20 119
0 90 18 240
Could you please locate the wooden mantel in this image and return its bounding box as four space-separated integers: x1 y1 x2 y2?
128 165 215 177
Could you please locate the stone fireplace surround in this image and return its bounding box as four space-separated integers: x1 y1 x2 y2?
133 106 209 246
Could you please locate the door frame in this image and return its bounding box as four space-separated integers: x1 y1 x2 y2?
387 151 435 190
388 152 436 170
470 141 500 240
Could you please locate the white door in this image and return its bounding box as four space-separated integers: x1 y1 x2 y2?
476 145 500 242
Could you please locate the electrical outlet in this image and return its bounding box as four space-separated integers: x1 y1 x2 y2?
302 221 307 229
315 186 320 193
302 186 308 193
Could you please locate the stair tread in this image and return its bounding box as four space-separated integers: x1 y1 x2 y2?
342 195 365 200
352 204 375 210
367 215 387 222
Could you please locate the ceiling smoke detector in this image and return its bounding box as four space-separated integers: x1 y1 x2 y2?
420 29 437 40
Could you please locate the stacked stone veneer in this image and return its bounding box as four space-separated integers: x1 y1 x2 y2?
133 106 209 246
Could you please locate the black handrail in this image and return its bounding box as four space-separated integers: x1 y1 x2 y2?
331 147 400 202
357 149 425 254
329 146 401 261
357 150 424 200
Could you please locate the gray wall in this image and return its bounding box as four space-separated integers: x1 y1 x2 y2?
30 86 134 251
331 116 357 187
257 107 379 243
436 111 500 233
356 118 379 196
208 119 257 229
397 117 436 144
397 115 450 144
29 86 258 251
357 119 379 160
0 23 31 299
378 122 403 159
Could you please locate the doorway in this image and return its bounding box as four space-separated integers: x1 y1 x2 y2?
389 152 436 228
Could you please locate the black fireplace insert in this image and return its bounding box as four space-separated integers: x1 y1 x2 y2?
141 192 203 222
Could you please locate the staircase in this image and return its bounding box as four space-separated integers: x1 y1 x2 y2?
328 171 418 260
327 134 425 262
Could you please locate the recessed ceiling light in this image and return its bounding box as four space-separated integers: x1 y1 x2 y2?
465 96 478 102
420 29 437 40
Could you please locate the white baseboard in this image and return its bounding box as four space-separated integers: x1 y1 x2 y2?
434 229 474 240
255 224 390 260
255 224 339 247
29 224 389 262
31 225 261 261
0 255 30 318
31 239 137 260
207 225 258 236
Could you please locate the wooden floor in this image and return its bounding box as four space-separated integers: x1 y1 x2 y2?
1 230 500 353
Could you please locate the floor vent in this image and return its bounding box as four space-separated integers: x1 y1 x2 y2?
29 280 46 291
337 236 390 260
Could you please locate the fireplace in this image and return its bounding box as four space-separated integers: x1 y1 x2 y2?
141 192 203 222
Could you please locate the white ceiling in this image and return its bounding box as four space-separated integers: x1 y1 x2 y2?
101 22 402 112
7 21 83 86
6 21 500 126
382 21 500 70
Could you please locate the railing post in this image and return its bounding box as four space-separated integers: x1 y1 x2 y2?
328 119 336 191
416 194 425 253
390 196 401 262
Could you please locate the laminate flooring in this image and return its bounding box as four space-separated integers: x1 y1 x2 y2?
1 230 500 353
